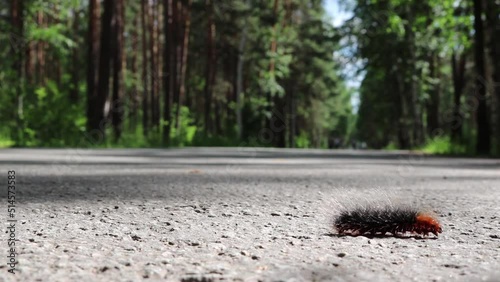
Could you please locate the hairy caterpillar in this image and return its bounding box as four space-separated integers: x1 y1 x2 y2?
334 206 442 237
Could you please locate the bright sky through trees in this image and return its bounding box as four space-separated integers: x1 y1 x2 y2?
323 0 360 111
324 0 351 27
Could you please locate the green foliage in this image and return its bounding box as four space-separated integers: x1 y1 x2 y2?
29 24 75 57
421 136 468 155
23 80 86 147
170 106 198 147
295 131 311 148
110 126 151 148
383 142 399 151
0 128 14 148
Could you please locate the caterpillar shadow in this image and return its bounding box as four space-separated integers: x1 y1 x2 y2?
322 233 439 240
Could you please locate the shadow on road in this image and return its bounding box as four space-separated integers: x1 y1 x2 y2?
2 149 499 203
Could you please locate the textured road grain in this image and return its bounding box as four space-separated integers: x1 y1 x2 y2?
0 148 499 282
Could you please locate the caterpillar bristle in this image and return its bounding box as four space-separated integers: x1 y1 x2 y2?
334 206 442 238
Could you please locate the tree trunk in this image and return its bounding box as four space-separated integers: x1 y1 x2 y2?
267 0 279 123
141 0 149 136
273 95 286 147
10 0 24 144
155 0 162 111
404 7 423 147
451 52 466 142
129 16 139 130
485 0 500 154
426 53 440 137
148 0 159 129
269 0 279 74
112 0 124 140
176 0 192 129
25 42 34 84
473 0 491 154
395 70 410 149
171 0 181 132
268 0 285 147
86 0 100 134
28 15 38 83
288 86 295 148
92 0 114 140
236 10 248 140
36 11 46 85
215 100 222 134
204 0 216 135
70 10 80 103
163 0 173 146
48 10 62 87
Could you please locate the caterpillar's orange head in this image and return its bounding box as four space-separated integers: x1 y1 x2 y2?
415 212 442 236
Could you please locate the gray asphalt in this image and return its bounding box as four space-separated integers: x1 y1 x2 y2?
1 148 499 282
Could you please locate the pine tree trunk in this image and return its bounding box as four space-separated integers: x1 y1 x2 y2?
268 0 284 147
171 0 181 133
36 12 46 85
129 16 139 130
155 0 162 110
86 0 100 134
48 10 62 87
141 0 150 136
269 0 279 74
176 0 192 129
70 10 80 103
25 40 35 84
288 86 295 148
236 10 248 140
451 52 466 142
92 0 114 140
485 0 500 154
10 0 24 144
204 0 216 135
473 0 491 154
149 0 158 129
426 53 440 137
112 0 124 140
395 70 410 149
404 8 423 147
215 100 222 134
163 0 173 146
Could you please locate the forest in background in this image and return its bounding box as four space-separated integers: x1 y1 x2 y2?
0 0 499 156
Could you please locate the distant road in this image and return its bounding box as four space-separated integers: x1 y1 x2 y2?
1 148 499 281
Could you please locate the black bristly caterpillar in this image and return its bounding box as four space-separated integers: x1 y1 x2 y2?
333 206 443 238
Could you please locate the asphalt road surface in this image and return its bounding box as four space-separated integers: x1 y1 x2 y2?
1 148 499 282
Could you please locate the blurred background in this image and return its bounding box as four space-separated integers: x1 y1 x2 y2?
0 0 499 155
